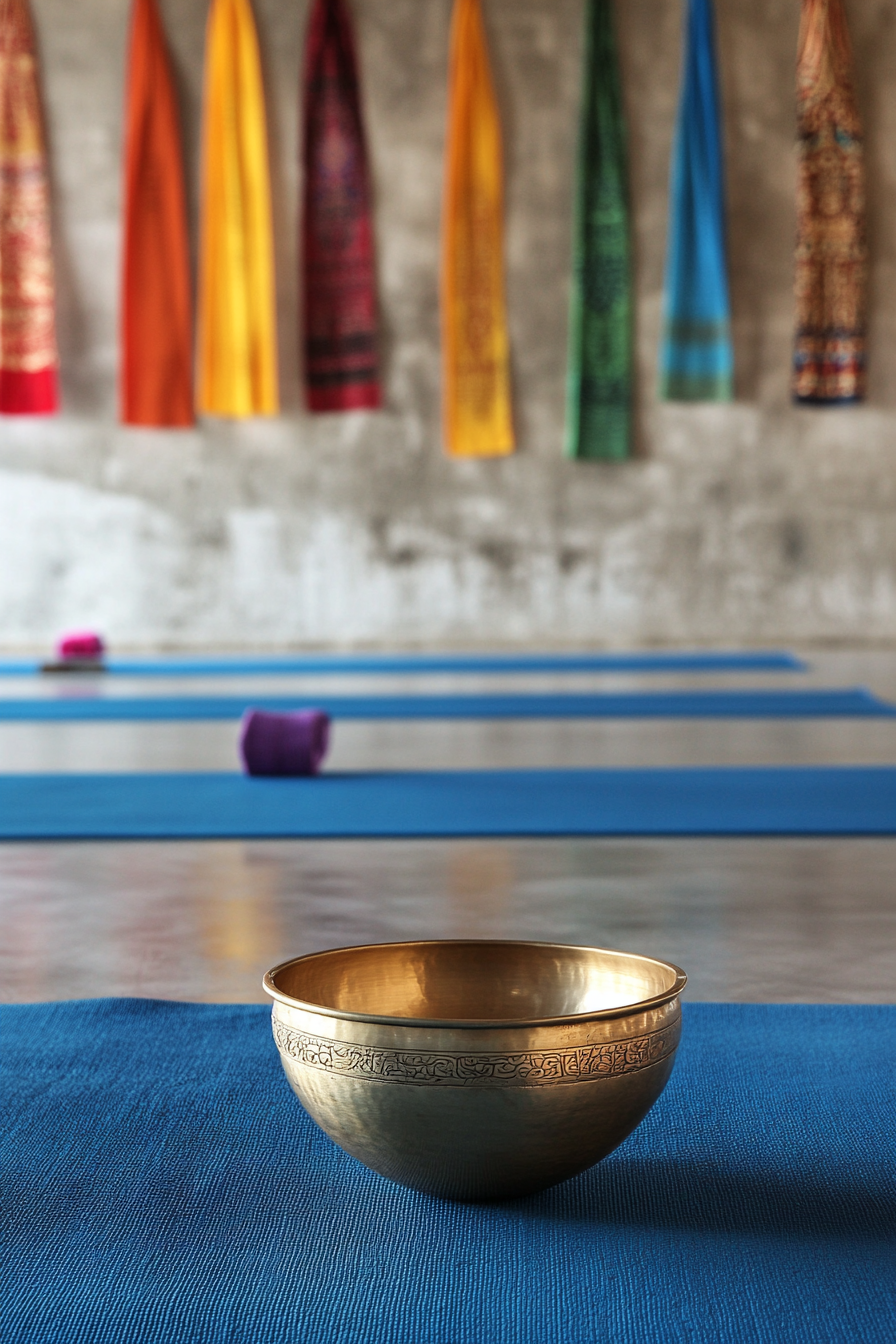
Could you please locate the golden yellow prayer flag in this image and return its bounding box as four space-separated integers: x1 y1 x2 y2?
197 0 278 418
442 0 514 457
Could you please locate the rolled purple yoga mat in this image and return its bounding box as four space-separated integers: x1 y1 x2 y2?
239 708 330 777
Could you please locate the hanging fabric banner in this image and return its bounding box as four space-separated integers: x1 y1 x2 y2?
792 0 866 405
303 0 380 412
441 0 513 457
660 0 732 402
197 0 278 418
565 0 631 460
121 0 193 427
0 0 58 414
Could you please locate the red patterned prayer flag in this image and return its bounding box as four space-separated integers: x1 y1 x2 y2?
302 0 380 412
0 0 58 414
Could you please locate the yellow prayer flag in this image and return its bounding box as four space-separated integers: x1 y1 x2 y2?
442 0 514 457
197 0 278 418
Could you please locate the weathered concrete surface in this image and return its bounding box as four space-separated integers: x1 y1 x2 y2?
0 0 893 649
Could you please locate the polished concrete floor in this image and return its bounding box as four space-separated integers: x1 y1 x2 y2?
1 650 894 1006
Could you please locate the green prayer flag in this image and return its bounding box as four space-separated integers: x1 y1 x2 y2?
565 0 632 460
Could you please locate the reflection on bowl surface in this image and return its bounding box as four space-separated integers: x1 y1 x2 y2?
265 940 686 1200
266 940 679 1023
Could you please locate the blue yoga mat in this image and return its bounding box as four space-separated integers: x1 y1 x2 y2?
0 649 806 677
2 767 895 838
0 687 889 722
3 999 892 1344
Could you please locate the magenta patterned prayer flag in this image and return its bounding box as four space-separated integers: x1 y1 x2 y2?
302 0 380 411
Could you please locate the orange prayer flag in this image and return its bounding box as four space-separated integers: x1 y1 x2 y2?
121 0 193 427
197 0 278 419
441 0 514 457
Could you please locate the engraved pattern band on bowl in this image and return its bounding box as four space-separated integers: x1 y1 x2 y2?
272 1019 678 1088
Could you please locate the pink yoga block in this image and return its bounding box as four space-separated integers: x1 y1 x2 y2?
56 631 106 661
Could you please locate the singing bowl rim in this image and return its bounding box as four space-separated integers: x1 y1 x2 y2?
263 939 687 1030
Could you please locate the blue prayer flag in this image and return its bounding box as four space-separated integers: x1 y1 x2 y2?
660 0 733 401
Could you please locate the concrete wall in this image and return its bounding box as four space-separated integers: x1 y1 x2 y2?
1 0 894 650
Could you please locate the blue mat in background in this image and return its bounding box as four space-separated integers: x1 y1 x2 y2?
0 687 889 722
3 999 893 1344
0 649 807 677
2 766 895 838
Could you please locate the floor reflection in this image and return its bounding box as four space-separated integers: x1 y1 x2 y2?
1 650 893 1008
194 846 280 1001
1 837 893 1005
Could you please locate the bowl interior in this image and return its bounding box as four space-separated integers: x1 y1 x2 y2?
268 940 682 1023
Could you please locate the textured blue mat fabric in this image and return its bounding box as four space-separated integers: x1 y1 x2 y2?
2 1000 893 1344
2 767 895 838
0 687 888 721
0 650 806 677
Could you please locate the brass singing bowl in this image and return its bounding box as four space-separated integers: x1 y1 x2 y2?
264 940 686 1201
